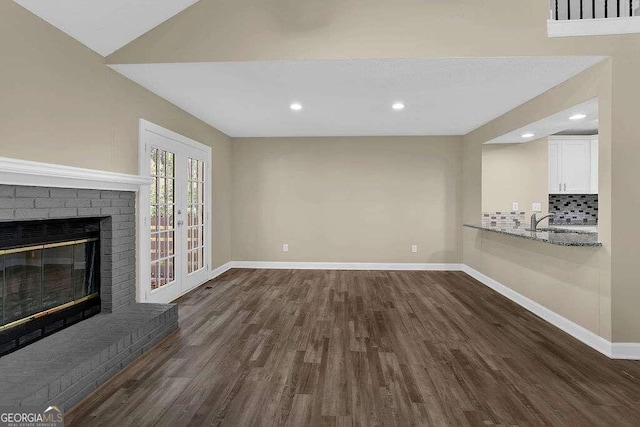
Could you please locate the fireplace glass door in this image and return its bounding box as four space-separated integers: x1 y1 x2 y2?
0 218 101 355
0 240 99 327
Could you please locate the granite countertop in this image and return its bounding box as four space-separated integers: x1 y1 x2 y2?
549 224 598 233
463 223 602 247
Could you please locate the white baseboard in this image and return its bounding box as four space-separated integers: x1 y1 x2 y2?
461 265 612 357
461 265 640 360
228 261 464 271
611 343 640 360
203 261 640 360
209 262 234 280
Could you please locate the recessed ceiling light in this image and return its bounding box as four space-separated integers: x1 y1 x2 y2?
290 102 303 111
521 133 535 138
392 102 405 111
570 113 587 120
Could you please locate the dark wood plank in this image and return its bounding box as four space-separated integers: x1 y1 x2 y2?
67 269 640 426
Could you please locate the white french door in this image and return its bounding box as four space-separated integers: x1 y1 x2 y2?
138 120 211 303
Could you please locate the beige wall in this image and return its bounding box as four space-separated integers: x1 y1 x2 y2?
6 0 640 341
232 136 463 263
609 51 640 343
107 0 640 341
464 62 612 340
0 1 232 268
482 138 549 219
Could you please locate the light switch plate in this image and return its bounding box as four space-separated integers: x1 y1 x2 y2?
512 202 519 211
532 202 542 212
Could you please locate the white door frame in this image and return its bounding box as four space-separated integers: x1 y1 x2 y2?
137 119 213 303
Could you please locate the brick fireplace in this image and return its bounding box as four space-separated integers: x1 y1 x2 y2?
0 179 177 410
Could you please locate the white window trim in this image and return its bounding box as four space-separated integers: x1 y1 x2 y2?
137 119 213 303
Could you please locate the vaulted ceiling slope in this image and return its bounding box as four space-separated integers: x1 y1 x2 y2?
104 0 567 64
14 0 622 65
110 57 604 137
12 0 201 56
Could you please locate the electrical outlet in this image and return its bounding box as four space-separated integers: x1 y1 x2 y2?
411 245 418 253
282 244 289 252
532 202 542 212
512 202 519 211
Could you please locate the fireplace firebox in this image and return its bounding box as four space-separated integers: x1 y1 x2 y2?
0 218 102 356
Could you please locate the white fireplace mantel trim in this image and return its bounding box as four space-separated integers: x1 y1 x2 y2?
0 157 151 192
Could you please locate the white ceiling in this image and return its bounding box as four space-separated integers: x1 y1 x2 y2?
556 117 599 135
13 0 200 56
484 98 599 144
111 57 604 137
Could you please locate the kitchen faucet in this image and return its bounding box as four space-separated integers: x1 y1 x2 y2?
530 213 555 232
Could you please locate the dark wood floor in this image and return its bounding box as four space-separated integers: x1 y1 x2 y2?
67 269 640 426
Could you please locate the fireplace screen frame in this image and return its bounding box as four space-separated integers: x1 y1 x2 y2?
0 218 102 357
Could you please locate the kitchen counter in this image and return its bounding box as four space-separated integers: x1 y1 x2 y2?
549 224 598 233
463 223 602 247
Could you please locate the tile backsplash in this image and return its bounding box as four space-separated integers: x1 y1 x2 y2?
549 194 598 225
482 211 526 228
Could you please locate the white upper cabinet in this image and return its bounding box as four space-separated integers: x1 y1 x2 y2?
548 140 562 194
548 136 598 195
561 140 591 193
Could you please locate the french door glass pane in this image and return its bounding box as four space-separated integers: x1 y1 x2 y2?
150 148 176 290
187 158 205 274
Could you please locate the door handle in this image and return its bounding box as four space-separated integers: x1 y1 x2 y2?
177 220 184 226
